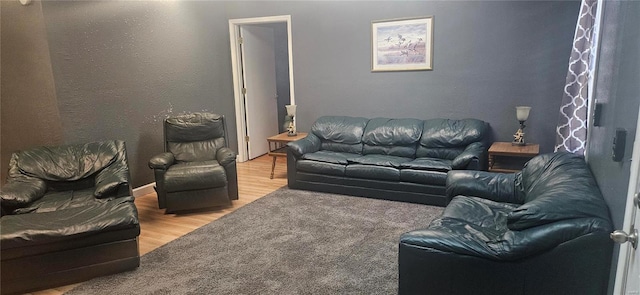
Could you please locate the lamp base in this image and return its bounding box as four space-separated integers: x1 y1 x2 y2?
512 127 526 146
287 121 296 136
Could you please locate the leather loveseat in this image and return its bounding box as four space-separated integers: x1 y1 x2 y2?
0 140 141 295
287 116 489 206
398 152 613 295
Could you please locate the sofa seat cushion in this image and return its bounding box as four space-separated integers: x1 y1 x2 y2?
441 195 518 225
1 197 139 250
297 160 346 176
301 151 355 165
347 154 412 167
399 169 448 186
346 164 400 181
400 196 517 260
164 161 227 192
11 188 104 215
399 158 452 172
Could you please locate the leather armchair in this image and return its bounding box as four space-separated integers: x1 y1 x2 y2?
0 140 140 294
149 113 238 213
398 152 614 295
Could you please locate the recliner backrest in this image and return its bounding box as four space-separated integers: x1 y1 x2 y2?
416 118 488 160
362 118 422 158
310 116 368 154
164 113 226 162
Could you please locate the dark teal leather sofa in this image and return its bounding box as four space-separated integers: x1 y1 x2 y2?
287 116 489 206
0 141 140 295
399 152 613 295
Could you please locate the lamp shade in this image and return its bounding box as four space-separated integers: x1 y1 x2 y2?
516 106 531 121
286 104 297 117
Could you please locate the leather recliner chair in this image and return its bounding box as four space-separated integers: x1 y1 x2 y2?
149 113 238 213
398 152 614 295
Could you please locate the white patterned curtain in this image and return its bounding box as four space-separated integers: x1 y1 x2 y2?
555 0 599 155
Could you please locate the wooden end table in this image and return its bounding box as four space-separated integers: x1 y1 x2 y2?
267 132 307 179
488 142 540 173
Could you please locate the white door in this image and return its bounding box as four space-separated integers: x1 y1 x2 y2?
240 25 279 159
613 108 640 294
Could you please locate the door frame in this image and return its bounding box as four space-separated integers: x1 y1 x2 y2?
229 15 296 162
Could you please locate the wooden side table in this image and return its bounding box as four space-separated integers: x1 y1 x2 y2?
488 142 540 173
267 132 307 179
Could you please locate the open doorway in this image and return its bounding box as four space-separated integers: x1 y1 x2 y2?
229 15 296 162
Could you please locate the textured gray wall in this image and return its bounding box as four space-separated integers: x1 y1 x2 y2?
40 1 235 186
0 0 63 184
4 1 580 187
226 1 579 153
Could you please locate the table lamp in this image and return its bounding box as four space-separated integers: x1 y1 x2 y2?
285 104 297 136
512 106 531 146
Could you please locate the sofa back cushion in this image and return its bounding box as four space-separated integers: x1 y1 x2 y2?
311 116 369 154
507 152 611 230
416 118 488 160
362 118 423 158
14 141 121 186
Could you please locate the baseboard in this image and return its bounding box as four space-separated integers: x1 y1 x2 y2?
132 182 155 198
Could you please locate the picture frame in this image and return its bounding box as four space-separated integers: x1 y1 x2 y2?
371 16 434 72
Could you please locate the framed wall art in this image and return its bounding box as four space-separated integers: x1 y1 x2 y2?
371 16 434 72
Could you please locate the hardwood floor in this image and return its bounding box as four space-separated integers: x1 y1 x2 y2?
31 154 287 295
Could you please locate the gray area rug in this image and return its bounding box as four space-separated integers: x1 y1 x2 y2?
65 188 443 295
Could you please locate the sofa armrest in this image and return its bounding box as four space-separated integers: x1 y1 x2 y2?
446 170 524 204
94 174 130 199
287 134 321 157
0 177 47 209
451 142 485 170
149 152 175 170
94 145 131 198
216 147 237 167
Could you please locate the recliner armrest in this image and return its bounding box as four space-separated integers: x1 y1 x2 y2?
446 170 523 204
0 177 47 209
287 134 321 157
148 152 175 170
216 147 237 167
451 142 485 170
